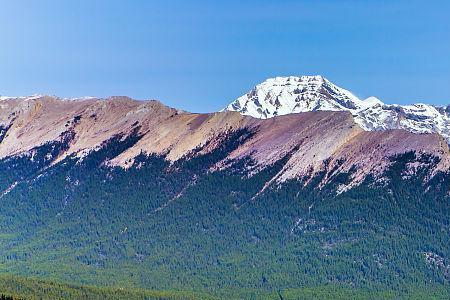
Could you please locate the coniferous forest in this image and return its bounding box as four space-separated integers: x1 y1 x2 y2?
1 129 450 299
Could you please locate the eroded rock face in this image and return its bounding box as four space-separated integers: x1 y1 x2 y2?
0 95 448 188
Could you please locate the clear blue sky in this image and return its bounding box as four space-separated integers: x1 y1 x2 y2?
0 0 449 112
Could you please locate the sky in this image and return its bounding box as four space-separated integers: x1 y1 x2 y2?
0 0 449 112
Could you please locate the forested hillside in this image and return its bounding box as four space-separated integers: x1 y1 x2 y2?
0 275 213 300
1 275 450 300
0 125 450 299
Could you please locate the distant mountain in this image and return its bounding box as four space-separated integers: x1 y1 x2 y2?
0 94 450 298
225 75 450 142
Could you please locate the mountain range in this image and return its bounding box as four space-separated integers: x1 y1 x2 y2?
225 75 450 142
0 77 450 299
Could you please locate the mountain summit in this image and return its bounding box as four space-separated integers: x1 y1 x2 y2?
226 75 363 116
226 75 450 142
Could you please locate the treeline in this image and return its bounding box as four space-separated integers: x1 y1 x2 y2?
0 129 449 298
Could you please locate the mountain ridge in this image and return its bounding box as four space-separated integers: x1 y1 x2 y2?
0 94 448 190
225 75 450 142
1 92 450 297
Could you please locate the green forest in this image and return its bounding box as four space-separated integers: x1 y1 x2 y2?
0 129 450 299
1 275 449 300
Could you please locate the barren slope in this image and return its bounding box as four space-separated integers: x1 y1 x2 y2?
0 96 448 186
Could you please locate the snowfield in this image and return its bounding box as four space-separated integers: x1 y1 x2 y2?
226 75 450 142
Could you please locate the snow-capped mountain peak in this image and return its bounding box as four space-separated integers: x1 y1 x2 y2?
226 75 365 119
362 96 383 107
226 76 450 142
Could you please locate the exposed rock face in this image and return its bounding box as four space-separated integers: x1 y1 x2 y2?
225 76 450 143
0 95 448 188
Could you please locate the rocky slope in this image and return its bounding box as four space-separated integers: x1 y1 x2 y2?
1 94 450 295
225 75 450 142
0 95 448 189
